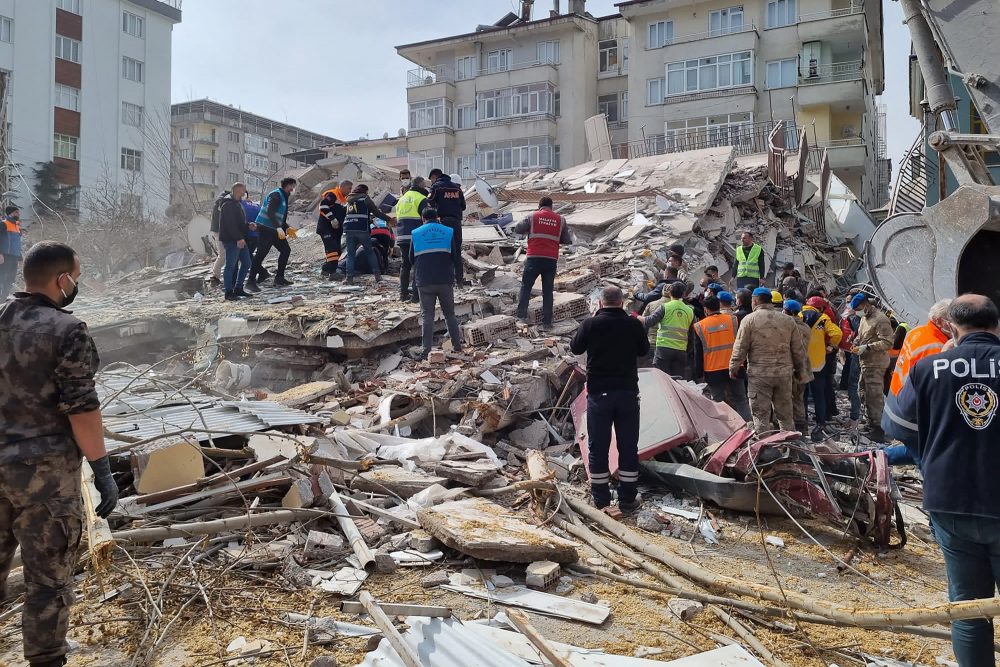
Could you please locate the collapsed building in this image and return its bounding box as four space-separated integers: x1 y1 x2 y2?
0 130 964 667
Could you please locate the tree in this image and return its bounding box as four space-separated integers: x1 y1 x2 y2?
31 161 79 213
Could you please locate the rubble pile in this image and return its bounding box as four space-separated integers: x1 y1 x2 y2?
0 150 956 666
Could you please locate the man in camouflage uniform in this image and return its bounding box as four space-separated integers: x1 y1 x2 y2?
0 241 117 667
850 292 895 442
729 287 806 432
783 299 814 433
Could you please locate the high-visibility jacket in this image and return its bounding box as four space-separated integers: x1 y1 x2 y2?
889 322 910 359
656 299 694 351
1 217 21 258
254 188 287 229
526 208 564 259
802 305 843 371
889 321 949 396
693 312 738 372
735 243 762 279
395 189 426 241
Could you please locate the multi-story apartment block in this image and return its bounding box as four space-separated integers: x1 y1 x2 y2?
0 0 181 219
170 99 337 210
396 0 887 209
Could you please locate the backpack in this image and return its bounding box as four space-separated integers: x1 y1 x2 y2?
210 191 231 233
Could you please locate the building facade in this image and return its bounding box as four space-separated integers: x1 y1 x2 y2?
170 98 337 210
396 0 887 209
0 0 180 219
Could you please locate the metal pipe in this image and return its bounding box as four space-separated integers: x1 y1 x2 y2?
899 0 958 129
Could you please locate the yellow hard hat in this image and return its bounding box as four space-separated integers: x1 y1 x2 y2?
771 290 783 304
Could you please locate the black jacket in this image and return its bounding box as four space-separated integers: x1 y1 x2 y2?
428 175 466 220
571 308 650 394
218 195 249 243
884 331 1000 519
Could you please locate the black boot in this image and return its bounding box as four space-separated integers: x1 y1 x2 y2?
224 291 241 301
244 280 260 293
233 288 252 298
273 275 293 287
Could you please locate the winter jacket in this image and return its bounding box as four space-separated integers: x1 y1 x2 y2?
218 195 249 243
729 304 805 379
427 175 466 220
345 192 390 234
855 309 894 368
801 305 843 371
570 307 650 394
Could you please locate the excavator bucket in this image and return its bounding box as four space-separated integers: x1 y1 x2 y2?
867 185 1000 324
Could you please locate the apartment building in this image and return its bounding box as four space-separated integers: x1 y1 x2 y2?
0 0 180 219
396 0 887 209
170 99 337 208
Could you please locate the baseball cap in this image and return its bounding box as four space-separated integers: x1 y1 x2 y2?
718 291 734 304
850 293 869 310
752 287 772 299
784 299 802 314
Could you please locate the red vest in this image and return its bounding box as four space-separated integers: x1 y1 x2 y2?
527 209 563 259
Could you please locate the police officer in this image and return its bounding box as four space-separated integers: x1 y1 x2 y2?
0 205 23 300
734 230 766 290
316 179 351 280
344 183 391 285
513 196 573 328
410 207 462 359
570 286 649 513
884 294 1000 665
427 169 466 285
0 241 118 667
395 176 430 302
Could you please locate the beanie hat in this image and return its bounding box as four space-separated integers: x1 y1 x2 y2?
850 293 869 310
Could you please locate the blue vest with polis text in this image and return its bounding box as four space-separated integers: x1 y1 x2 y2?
412 221 454 287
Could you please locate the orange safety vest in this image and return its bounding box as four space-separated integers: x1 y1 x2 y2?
692 312 738 372
321 187 347 205
889 321 949 396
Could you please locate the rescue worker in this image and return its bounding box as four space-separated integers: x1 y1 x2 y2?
700 265 723 291
693 295 750 421
427 169 466 285
801 297 843 440
633 267 679 314
734 288 753 323
395 176 430 302
642 281 694 379
883 294 1000 665
850 292 894 442
734 230 766 290
885 317 909 394
570 286 649 513
398 168 412 194
218 183 253 302
0 206 23 301
784 299 814 433
667 253 693 294
779 262 808 295
344 184 391 285
317 179 351 279
250 177 296 289
729 287 806 433
0 241 118 667
513 196 573 328
718 291 737 317
410 207 462 359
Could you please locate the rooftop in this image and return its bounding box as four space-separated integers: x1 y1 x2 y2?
171 99 338 148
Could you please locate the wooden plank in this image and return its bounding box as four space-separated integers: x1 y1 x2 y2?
506 610 573 667
341 600 451 618
358 591 422 667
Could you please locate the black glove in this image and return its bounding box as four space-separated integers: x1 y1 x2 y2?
89 456 118 519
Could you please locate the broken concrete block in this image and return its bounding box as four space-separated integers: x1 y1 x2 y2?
491 575 515 589
526 561 561 591
667 598 705 621
428 350 446 364
509 420 549 450
268 381 337 408
421 571 449 589
417 498 578 563
635 510 662 533
330 411 352 426
462 314 518 347
374 552 398 574
282 479 316 509
131 438 205 495
408 529 440 554
352 468 449 499
525 292 588 324
427 460 500 487
304 531 345 560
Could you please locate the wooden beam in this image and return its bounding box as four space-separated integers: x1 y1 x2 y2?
341 601 450 618
358 591 423 667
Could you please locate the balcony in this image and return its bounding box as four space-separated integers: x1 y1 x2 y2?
664 84 757 106
797 61 865 105
477 59 559 88
191 157 217 166
816 136 868 169
407 126 455 138
798 3 866 41
191 137 218 147
477 112 557 130
658 24 759 60
406 66 456 103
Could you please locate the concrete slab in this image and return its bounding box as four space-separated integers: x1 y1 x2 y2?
353 468 449 499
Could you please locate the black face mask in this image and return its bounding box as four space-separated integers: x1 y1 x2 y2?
60 275 78 307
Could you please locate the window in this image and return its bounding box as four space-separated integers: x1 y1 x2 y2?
599 39 619 75
121 147 142 171
766 58 797 88
477 137 555 173
246 174 264 190
55 84 80 111
485 49 511 73
121 101 143 127
122 57 144 82
456 56 476 80
598 94 619 123
666 51 752 96
228 131 240 143
767 0 796 27
621 91 629 119
476 83 554 122
56 0 81 14
456 104 475 130
244 153 269 172
178 127 191 139
228 151 240 164
647 77 665 105
709 6 744 35
179 148 191 162
123 11 144 38
55 36 80 63
245 133 269 154
0 16 12 43
622 38 630 73
409 98 452 130
537 40 560 64
648 21 673 48
228 172 240 184
270 142 278 152
408 148 447 176
54 133 78 160
456 155 475 179
63 187 80 210
664 113 753 150
270 161 278 172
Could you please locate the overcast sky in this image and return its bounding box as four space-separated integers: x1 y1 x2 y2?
171 0 917 176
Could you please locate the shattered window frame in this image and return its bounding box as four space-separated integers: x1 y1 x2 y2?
599 39 619 75
598 94 620 122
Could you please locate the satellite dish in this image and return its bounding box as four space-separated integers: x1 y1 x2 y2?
584 181 598 194
450 173 463 187
383 132 390 139
397 128 406 137
186 214 212 255
474 178 499 210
